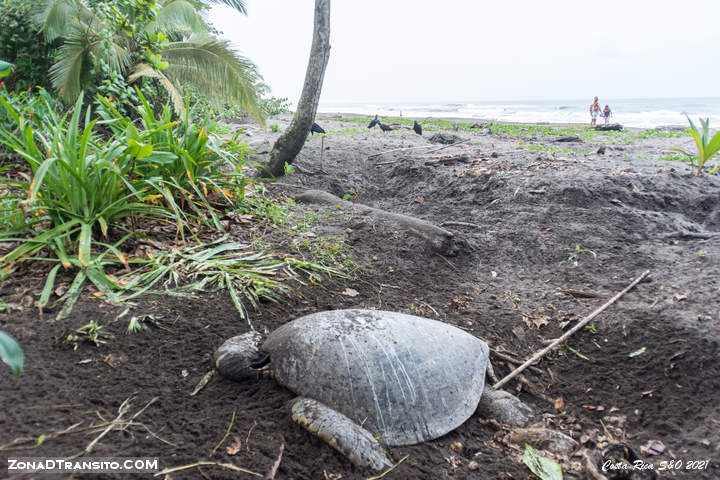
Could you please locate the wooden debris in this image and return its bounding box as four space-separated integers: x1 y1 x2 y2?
556 288 603 299
494 271 651 389
210 409 237 457
296 189 459 254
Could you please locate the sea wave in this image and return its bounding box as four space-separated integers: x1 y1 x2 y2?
319 98 720 128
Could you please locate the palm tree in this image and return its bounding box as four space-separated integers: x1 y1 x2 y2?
35 0 263 122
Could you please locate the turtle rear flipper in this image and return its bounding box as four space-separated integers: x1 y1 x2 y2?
290 397 392 471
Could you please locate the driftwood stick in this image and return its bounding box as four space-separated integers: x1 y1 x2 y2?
367 144 440 159
423 138 470 155
441 221 483 229
494 270 650 389
491 349 545 376
295 189 456 253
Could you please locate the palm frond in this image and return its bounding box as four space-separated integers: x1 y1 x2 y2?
93 41 132 74
49 34 89 102
144 0 209 36
129 63 186 116
49 27 131 103
202 0 247 15
161 37 264 124
35 0 101 42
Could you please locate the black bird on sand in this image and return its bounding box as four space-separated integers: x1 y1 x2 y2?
367 114 379 129
311 122 326 135
379 122 393 133
413 120 422 136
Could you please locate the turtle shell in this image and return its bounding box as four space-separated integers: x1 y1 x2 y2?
262 309 489 446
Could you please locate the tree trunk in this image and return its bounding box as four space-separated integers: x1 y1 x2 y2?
266 0 331 177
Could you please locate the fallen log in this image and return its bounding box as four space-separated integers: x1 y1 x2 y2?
595 123 623 131
295 189 459 254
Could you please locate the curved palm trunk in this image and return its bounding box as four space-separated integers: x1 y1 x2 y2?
267 0 330 177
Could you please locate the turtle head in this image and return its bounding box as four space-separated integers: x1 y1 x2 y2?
215 332 269 381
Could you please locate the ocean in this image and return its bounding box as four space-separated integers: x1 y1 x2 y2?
318 97 720 129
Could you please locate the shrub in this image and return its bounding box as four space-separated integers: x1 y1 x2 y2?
96 89 251 231
0 0 55 91
0 93 158 271
260 96 291 117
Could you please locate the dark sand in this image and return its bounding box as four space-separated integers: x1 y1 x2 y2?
1 114 718 479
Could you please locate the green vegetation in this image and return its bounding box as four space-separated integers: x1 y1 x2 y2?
0 1 55 91
0 330 23 377
666 115 720 176
270 123 280 132
64 320 111 350
516 141 593 155
0 0 349 379
260 96 291 117
0 87 349 331
36 0 263 121
658 154 695 164
331 115 675 146
0 61 12 79
523 444 563 480
116 238 344 329
637 128 687 138
565 245 597 266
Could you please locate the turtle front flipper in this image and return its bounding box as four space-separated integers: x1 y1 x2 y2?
290 397 392 471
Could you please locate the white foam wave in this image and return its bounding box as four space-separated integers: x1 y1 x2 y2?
319 98 720 128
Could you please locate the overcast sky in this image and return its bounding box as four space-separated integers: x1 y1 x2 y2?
208 1 720 105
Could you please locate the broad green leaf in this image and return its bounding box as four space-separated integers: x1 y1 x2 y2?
97 217 108 237
0 61 12 78
523 444 563 480
56 270 87 321
687 127 704 160
78 223 92 267
0 331 24 377
190 369 215 396
85 265 122 304
53 238 72 269
704 131 720 161
39 264 62 309
665 147 693 158
628 347 646 357
137 143 153 160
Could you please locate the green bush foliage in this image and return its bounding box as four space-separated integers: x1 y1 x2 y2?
0 0 55 91
0 88 252 318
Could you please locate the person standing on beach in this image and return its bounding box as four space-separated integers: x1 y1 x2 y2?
603 105 612 125
589 96 601 127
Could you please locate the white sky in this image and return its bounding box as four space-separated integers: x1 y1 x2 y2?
208 0 720 104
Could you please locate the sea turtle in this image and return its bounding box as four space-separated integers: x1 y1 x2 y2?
215 309 532 470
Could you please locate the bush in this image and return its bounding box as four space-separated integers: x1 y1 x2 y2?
260 96 291 117
0 86 64 156
0 89 253 318
0 0 55 91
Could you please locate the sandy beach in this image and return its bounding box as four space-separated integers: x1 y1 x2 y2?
3 113 718 479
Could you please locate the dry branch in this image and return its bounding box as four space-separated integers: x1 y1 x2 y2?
367 144 442 159
494 270 650 389
264 442 285 480
440 221 483 229
210 409 237 457
154 461 262 477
